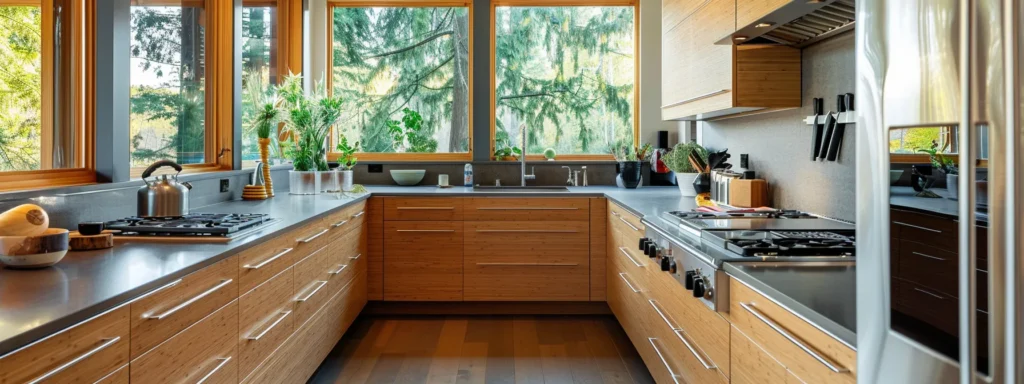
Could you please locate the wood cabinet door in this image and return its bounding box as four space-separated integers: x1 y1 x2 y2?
383 221 464 301
662 0 734 117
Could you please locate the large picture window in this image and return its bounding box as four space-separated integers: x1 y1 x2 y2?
328 3 472 161
241 2 281 167
492 2 636 159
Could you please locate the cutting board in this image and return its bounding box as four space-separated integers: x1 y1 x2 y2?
69 230 115 251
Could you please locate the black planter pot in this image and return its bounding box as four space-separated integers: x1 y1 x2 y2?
619 161 642 189
692 173 711 194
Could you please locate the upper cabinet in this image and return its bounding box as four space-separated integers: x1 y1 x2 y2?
661 0 801 121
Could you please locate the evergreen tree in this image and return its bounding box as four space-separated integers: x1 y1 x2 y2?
0 6 41 171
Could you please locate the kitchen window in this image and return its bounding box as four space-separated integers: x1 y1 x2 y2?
491 0 637 160
0 0 94 191
240 0 292 168
326 2 473 161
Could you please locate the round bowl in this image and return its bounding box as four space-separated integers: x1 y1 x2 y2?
889 169 905 185
0 228 70 269
390 170 426 186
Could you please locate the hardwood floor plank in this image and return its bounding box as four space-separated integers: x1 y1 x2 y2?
366 352 405 384
512 317 544 384
540 344 574 384
581 319 637 384
391 319 446 384
598 318 654 384
455 342 489 384
309 317 377 383
335 319 400 384
426 318 469 384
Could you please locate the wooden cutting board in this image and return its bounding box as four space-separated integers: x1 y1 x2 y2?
69 230 115 251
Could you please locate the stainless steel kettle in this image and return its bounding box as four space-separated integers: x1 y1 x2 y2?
137 160 192 218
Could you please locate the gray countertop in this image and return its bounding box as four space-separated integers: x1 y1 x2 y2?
890 186 989 222
0 185 856 355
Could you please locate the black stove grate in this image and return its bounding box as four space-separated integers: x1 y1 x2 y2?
725 231 855 257
105 213 272 236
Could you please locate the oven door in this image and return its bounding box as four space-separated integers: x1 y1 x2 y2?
857 0 1017 382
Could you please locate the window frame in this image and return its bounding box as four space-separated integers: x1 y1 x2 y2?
324 0 475 162
889 126 956 164
0 0 95 192
489 0 639 161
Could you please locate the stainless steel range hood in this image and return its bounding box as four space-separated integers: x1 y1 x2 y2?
716 0 855 48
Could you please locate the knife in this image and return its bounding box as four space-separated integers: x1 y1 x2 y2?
818 110 837 160
825 94 852 161
810 98 824 161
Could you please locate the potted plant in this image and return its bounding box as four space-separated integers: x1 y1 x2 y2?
918 141 958 199
244 73 280 197
663 141 708 197
612 142 653 189
336 136 360 192
492 129 521 160
278 73 344 195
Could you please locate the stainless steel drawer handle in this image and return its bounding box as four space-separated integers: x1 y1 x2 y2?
647 338 682 384
331 220 349 228
740 302 849 373
911 251 946 261
295 280 328 302
246 311 292 341
243 248 293 269
146 279 233 320
913 287 945 300
352 211 365 218
893 221 942 233
476 262 579 266
299 229 330 243
618 273 641 293
648 299 716 369
618 247 643 267
26 336 122 384
475 229 579 233
349 253 362 260
476 207 579 211
397 207 454 210
397 229 455 233
617 216 641 232
329 264 348 275
196 356 233 384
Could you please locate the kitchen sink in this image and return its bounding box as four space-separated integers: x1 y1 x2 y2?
472 186 570 192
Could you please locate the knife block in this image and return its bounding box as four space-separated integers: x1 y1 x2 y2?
729 179 768 208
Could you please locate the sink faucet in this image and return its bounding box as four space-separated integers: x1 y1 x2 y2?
521 126 535 186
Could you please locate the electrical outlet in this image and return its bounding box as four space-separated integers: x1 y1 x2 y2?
220 179 230 193
740 154 749 169
368 164 383 173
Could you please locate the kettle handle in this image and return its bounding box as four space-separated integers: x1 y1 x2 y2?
141 160 183 180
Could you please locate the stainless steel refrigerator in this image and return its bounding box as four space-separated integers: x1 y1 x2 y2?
857 0 1021 382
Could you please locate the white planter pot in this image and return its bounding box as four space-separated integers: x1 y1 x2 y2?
289 171 321 195
946 173 959 200
675 173 699 197
340 170 354 192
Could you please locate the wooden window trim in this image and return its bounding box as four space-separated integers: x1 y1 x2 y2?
324 1 475 162
489 0 639 162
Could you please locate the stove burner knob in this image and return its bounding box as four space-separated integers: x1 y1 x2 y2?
667 259 677 274
639 238 650 251
646 243 658 257
684 271 696 290
704 287 714 300
692 278 706 298
660 256 673 272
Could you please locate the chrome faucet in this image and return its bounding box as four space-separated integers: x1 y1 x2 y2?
521 127 535 186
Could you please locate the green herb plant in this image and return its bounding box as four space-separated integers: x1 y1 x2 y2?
278 73 343 172
492 129 521 160
611 141 654 162
917 140 958 175
387 108 438 153
664 141 708 173
336 136 360 170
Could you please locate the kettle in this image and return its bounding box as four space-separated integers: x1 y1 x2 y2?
137 160 193 218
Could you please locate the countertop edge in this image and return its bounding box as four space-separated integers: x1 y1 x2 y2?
723 262 857 349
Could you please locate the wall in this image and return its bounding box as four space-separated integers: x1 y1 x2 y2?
701 32 856 221
638 0 682 147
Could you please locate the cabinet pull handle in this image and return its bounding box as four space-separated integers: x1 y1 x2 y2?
617 216 641 232
349 253 362 260
397 207 454 210
475 229 579 233
618 273 641 293
647 338 682 384
299 229 329 243
740 302 849 373
397 229 455 233
352 211 365 218
295 280 328 302
243 248 293 269
913 287 946 300
618 247 643 267
146 279 233 320
911 251 946 261
662 89 729 108
476 207 579 211
329 264 348 275
476 262 578 266
26 336 122 384
196 356 233 384
892 221 942 233
648 300 716 369
331 220 348 228
246 311 292 341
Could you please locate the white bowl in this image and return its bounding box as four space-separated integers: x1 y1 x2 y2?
0 228 69 269
390 170 426 186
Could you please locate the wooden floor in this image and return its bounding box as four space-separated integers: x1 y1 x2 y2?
307 315 655 384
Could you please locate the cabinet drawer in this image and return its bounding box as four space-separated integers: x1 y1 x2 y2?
293 246 334 327
890 209 957 249
94 364 129 384
896 239 957 297
730 279 856 384
463 198 590 221
327 224 364 294
641 298 727 384
384 197 463 221
731 325 801 384
608 201 645 235
610 226 650 270
239 234 298 294
0 306 129 384
892 278 957 335
647 270 730 379
131 300 238 384
290 221 332 261
238 267 295 380
325 201 367 239
383 221 464 301
130 256 237 359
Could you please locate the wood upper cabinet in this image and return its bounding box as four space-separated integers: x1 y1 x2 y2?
661 0 800 120
737 0 791 29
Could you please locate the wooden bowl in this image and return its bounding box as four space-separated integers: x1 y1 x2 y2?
0 228 70 269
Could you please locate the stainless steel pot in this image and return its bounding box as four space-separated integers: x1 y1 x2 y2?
137 160 192 218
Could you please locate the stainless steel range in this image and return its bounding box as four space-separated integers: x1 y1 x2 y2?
639 209 856 312
105 213 279 239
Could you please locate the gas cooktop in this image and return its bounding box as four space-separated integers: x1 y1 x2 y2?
105 213 277 237
707 229 856 257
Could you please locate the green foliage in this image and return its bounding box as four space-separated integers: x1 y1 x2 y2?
278 74 344 172
492 128 521 159
611 141 652 162
0 6 41 171
917 140 958 175
386 108 438 153
336 136 360 170
244 71 280 139
663 141 708 173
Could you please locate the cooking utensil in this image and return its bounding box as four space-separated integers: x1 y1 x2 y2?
810 98 825 160
825 94 852 161
137 160 192 218
818 112 838 160
688 150 708 173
